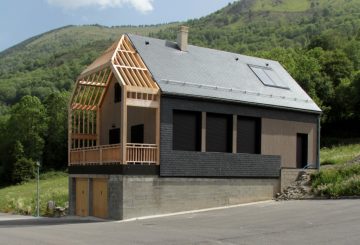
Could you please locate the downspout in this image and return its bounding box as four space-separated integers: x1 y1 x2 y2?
316 115 321 170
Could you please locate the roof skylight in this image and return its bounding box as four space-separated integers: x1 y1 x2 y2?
249 65 289 89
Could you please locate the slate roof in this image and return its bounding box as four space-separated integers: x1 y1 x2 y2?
128 34 321 113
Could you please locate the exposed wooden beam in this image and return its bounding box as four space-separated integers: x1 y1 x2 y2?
121 86 128 164
126 86 159 94
114 65 147 71
72 133 98 141
126 98 159 108
78 81 107 87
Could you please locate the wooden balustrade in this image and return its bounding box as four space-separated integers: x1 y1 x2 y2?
69 143 158 165
70 144 121 165
126 143 158 164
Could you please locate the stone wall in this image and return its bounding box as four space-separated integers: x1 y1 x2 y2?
280 168 317 191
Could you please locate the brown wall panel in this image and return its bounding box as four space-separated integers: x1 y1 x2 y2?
100 77 122 145
261 118 316 168
75 178 88 217
127 107 156 144
92 178 108 219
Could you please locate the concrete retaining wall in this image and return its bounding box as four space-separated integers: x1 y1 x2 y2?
69 175 279 220
120 176 279 219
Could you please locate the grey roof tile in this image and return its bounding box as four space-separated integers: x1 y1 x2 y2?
128 34 321 113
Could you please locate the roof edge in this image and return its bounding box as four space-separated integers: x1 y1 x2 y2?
161 91 322 115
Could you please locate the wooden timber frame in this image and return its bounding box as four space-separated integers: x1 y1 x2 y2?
68 35 160 166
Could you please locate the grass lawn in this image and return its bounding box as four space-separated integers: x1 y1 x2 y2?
321 140 360 166
314 139 360 197
0 171 68 216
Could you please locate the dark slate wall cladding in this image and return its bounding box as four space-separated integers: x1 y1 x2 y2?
161 150 281 177
160 95 317 178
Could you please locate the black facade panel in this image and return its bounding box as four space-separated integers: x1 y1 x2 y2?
160 95 318 178
237 116 260 154
206 113 232 153
69 165 159 175
173 110 201 151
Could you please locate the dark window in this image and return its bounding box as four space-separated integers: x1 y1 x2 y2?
173 110 201 151
296 133 308 168
206 113 232 153
249 65 289 89
131 124 144 143
237 116 261 154
114 83 121 103
109 128 120 144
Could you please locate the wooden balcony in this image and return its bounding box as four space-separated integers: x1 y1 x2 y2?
69 143 158 165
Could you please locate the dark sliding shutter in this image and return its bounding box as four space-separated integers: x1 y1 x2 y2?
237 117 260 154
173 110 201 151
206 113 232 153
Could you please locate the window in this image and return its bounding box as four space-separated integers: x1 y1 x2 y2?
173 110 201 151
206 113 232 153
114 83 121 103
109 128 120 144
249 65 289 89
131 124 144 143
237 116 261 154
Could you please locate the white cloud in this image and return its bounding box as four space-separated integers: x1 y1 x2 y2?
47 0 154 13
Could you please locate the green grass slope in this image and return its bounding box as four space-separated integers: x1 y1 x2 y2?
154 0 359 53
0 172 68 216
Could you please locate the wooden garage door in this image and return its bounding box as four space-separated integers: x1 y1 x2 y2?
76 178 88 216
92 178 108 218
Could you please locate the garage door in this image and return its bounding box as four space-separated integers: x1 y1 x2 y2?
92 178 108 218
76 178 88 216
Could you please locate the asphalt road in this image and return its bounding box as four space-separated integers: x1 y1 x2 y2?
0 199 359 245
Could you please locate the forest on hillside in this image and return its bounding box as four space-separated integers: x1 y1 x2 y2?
0 0 359 185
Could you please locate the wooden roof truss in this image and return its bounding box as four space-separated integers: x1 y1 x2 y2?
69 34 160 150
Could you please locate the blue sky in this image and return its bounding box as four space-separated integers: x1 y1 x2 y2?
0 0 234 52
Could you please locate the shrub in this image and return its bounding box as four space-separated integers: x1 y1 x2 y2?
12 157 36 183
312 165 360 197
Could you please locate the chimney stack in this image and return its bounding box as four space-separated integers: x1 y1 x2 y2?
177 26 189 52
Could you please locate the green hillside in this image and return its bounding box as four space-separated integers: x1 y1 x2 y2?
0 24 176 105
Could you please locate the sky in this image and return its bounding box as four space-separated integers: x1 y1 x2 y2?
0 0 234 52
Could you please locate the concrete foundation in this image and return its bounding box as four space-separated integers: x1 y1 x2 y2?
69 174 279 220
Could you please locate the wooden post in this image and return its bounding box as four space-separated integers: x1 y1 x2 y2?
232 115 237 154
201 112 206 152
96 107 101 147
99 147 103 165
121 86 128 164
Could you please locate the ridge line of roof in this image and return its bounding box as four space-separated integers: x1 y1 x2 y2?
126 33 279 64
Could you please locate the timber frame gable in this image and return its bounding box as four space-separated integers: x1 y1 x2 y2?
68 35 160 166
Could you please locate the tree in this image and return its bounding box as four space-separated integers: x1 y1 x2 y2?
7 96 48 161
10 141 36 183
42 92 69 170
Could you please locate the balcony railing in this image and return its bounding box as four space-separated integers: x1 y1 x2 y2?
69 143 158 165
